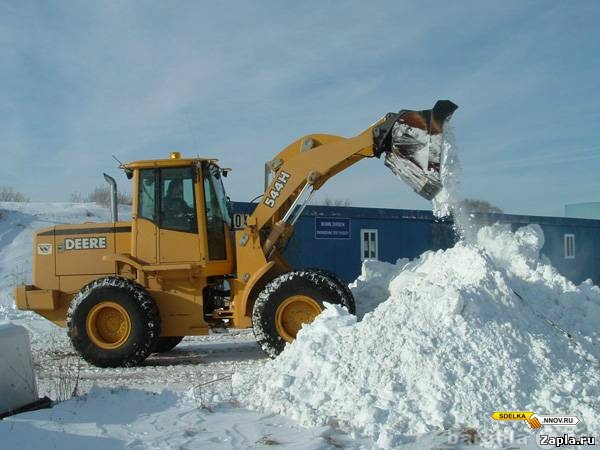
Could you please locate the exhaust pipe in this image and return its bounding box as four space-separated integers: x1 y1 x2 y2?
103 173 118 222
373 100 458 200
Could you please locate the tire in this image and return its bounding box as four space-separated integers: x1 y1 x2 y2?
305 268 355 314
252 270 353 358
153 336 184 353
67 277 161 368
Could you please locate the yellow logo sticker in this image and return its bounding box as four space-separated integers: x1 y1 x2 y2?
492 411 579 429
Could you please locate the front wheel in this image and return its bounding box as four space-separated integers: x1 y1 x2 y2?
252 270 353 358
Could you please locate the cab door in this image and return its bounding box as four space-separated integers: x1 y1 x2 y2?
201 162 235 275
158 167 202 263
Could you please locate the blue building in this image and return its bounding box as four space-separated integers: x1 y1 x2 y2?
233 202 600 285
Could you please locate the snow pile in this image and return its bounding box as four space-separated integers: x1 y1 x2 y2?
234 223 600 448
349 257 407 320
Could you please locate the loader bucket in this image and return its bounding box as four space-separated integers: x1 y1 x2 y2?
373 100 458 200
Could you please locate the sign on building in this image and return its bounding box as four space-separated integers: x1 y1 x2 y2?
315 217 351 240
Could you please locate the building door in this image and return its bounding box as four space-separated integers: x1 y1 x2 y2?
360 229 378 260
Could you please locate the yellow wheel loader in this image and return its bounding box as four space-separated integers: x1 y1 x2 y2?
14 100 457 367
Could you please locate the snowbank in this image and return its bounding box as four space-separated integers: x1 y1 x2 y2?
234 224 600 448
349 258 408 319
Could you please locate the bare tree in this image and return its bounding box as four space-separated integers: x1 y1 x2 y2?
87 186 132 207
0 186 29 202
320 195 351 207
69 192 84 203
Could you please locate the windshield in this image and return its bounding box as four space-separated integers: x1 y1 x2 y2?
203 163 232 227
202 162 231 261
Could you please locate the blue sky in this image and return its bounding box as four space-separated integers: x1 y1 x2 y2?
1 1 599 216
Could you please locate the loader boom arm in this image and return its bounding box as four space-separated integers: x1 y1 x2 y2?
230 100 457 328
250 99 457 236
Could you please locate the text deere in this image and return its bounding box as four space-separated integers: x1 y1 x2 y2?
64 237 107 250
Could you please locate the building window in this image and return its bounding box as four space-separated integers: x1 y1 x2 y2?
564 234 575 259
361 229 378 260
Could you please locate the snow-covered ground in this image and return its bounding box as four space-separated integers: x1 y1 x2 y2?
3 387 372 450
1 200 599 449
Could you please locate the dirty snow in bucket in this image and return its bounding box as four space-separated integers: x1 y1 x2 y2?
234 133 600 448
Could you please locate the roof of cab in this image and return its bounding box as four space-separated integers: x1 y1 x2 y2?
123 154 219 170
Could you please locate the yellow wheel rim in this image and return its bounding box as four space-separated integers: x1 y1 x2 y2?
86 301 132 350
275 295 322 342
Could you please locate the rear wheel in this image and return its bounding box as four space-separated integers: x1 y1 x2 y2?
67 277 161 367
252 270 352 358
153 336 184 353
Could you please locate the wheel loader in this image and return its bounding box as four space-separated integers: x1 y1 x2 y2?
14 100 457 367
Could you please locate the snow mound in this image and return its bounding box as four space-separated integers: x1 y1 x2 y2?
233 224 600 448
349 257 408 319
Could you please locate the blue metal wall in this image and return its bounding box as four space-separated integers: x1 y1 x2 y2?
284 208 438 283
232 202 600 285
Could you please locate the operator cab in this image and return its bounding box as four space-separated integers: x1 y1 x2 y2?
123 154 234 274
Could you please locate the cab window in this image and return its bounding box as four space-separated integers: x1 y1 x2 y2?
138 169 156 222
203 163 228 260
160 167 197 233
